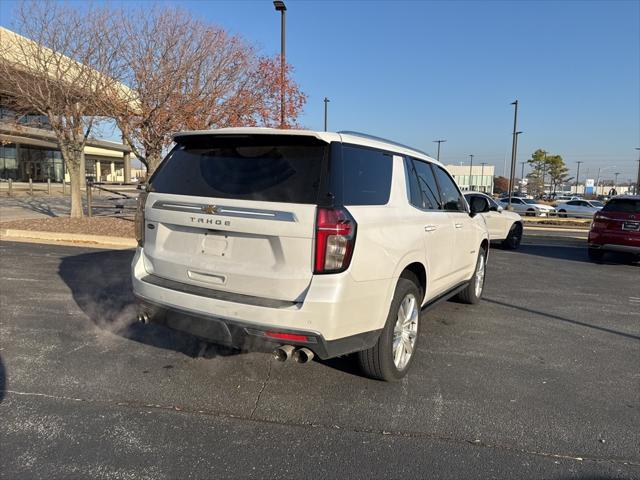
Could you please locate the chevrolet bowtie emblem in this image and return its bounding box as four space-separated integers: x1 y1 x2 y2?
202 205 219 214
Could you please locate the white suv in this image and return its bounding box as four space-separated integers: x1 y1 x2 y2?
132 128 489 381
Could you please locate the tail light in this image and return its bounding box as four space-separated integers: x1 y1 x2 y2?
135 190 148 247
314 207 357 274
591 211 608 231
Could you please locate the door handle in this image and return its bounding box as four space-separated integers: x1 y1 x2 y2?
424 225 437 232
455 223 463 229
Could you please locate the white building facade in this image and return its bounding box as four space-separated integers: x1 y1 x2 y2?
445 164 495 193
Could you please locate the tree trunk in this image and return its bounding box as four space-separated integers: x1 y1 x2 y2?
60 146 85 218
69 168 83 218
146 149 163 177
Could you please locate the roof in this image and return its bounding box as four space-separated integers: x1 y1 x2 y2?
0 27 139 113
172 127 441 166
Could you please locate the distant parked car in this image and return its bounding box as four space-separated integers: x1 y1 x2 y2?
555 195 582 203
464 192 523 249
588 196 640 261
498 197 556 217
556 200 604 218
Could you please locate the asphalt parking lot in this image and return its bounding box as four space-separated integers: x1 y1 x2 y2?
0 237 638 479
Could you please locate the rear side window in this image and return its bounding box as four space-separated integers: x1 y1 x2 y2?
602 199 640 213
405 157 441 210
337 145 392 205
149 135 327 204
433 166 466 212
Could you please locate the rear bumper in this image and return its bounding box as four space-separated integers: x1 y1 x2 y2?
588 243 640 254
131 248 391 359
588 230 640 254
135 297 380 360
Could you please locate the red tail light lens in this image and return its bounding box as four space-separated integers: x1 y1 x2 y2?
314 207 357 274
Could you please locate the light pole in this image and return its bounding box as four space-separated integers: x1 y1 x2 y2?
468 154 474 191
614 172 619 190
595 165 616 196
433 140 446 162
636 148 640 195
575 160 583 195
273 1 287 128
480 162 487 192
507 100 519 209
323 97 330 132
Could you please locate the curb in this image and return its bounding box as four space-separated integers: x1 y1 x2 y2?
0 229 136 248
524 226 589 233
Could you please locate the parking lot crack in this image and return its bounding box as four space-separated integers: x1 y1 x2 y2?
4 388 639 468
249 358 272 420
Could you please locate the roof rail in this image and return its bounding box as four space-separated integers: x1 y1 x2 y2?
337 131 432 158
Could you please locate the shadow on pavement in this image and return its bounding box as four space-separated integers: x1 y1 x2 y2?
0 355 5 403
517 243 639 266
484 298 640 342
58 249 241 359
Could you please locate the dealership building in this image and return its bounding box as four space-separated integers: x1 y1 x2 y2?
445 164 495 193
0 27 134 183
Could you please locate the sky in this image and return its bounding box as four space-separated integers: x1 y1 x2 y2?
1 0 639 182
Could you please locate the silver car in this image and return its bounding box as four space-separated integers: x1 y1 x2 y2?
498 197 556 217
555 199 604 218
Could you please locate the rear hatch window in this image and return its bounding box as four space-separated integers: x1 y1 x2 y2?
602 199 640 213
149 135 328 204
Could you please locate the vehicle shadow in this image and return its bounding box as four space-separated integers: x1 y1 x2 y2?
57 249 241 359
516 243 639 266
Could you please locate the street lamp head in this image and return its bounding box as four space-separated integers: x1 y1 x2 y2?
433 139 446 143
511 100 518 105
273 0 286 11
515 131 523 135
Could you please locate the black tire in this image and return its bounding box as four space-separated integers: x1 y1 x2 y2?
526 209 536 217
558 210 567 218
456 247 487 305
588 248 604 262
501 222 523 250
357 274 422 382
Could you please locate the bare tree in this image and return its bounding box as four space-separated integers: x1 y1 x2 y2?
106 7 306 175
0 1 122 217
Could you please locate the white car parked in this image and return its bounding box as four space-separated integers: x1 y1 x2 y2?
464 192 523 249
555 199 604 218
498 197 556 217
132 128 490 381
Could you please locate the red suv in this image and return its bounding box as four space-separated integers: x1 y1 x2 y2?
588 196 640 261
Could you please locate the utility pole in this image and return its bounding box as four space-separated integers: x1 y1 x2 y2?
273 1 287 128
507 100 518 209
575 161 583 195
540 150 547 198
614 172 619 189
323 97 330 132
468 154 474 191
433 140 446 162
480 162 487 192
636 148 640 195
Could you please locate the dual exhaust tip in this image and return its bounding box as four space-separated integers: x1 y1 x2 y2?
273 345 315 364
137 312 150 324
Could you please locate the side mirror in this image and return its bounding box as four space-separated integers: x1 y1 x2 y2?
469 197 490 217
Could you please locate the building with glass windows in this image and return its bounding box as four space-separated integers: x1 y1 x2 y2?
445 164 495 193
0 27 135 183
0 106 132 183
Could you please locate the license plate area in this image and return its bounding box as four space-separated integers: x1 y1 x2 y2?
622 221 639 232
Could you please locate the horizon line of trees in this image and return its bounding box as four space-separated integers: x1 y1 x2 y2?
0 0 307 217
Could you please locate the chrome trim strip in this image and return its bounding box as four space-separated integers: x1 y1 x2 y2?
152 200 297 222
